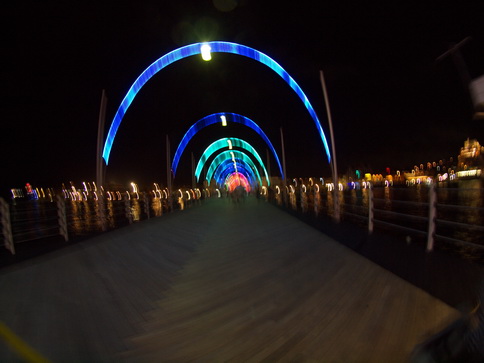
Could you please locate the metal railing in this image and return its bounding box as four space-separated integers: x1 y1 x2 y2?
0 188 208 256
270 182 484 258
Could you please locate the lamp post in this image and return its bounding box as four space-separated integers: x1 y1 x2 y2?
319 70 340 222
96 89 108 231
280 127 288 206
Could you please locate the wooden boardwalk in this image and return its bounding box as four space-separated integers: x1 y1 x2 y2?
0 198 460 362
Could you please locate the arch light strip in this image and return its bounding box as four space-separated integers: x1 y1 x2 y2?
206 151 264 186
211 155 262 187
102 41 331 166
213 159 256 185
195 137 266 181
213 159 255 184
172 112 283 179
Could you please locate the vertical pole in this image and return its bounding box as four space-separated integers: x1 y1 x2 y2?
368 186 374 234
166 135 173 211
96 89 108 231
96 89 107 194
319 70 340 222
426 183 437 252
280 127 288 205
191 152 196 189
125 196 133 224
97 198 107 232
56 195 69 241
143 193 150 219
0 197 15 255
266 149 272 187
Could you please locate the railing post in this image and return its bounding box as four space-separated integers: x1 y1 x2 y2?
0 197 15 255
97 197 107 231
143 193 150 219
56 195 69 241
426 183 437 252
368 185 374 234
124 196 133 224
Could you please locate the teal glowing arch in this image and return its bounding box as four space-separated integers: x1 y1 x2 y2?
172 112 283 179
206 150 267 185
195 137 265 182
102 41 331 166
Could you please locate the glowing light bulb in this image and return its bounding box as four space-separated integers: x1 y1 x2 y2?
201 43 212 61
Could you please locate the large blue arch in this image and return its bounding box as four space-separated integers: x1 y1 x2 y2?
172 112 283 179
102 41 331 166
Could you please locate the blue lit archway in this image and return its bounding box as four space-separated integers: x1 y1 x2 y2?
206 150 268 186
213 159 256 185
102 41 331 167
172 112 283 179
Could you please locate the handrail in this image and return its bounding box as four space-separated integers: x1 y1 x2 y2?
373 208 428 222
342 210 367 220
373 197 429 207
436 203 484 212
435 234 484 249
436 218 484 231
275 183 483 257
1 189 207 255
373 219 427 236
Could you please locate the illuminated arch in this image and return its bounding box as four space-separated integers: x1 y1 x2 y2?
225 173 251 193
213 159 256 185
206 150 266 185
213 159 255 184
172 112 283 179
210 155 262 186
219 166 255 186
195 137 266 182
102 41 331 167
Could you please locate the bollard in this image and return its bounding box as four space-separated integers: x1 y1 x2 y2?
124 197 133 224
0 197 15 255
97 198 107 232
426 183 437 252
143 193 150 219
56 195 69 241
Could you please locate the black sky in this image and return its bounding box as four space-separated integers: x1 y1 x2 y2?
3 1 484 194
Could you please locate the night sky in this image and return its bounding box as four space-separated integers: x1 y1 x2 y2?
4 1 484 194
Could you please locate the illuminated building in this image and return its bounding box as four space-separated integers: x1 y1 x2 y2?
456 138 483 179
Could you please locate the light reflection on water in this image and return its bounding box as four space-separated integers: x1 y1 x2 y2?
60 195 180 237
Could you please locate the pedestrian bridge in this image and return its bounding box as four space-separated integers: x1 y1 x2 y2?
0 197 470 361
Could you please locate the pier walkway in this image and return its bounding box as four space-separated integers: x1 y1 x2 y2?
0 197 461 362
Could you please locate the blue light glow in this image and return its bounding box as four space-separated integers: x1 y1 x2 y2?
102 41 331 166
206 150 266 186
213 159 256 185
172 113 283 180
